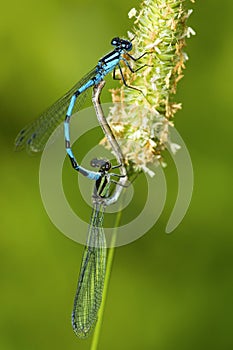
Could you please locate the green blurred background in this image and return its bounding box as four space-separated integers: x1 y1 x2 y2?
1 0 233 349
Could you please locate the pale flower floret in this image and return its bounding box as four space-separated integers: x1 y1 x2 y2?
128 8 137 19
187 9 193 17
170 143 181 154
148 139 157 148
128 130 142 141
127 31 135 41
183 52 189 61
145 38 162 52
141 165 155 177
112 124 124 133
186 26 196 38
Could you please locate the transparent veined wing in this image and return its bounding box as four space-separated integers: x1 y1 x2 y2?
15 67 98 153
72 202 106 338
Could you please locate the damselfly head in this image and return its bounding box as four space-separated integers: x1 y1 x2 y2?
111 37 132 52
90 158 112 172
101 160 111 172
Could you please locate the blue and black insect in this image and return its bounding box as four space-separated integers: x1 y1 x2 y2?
15 37 146 171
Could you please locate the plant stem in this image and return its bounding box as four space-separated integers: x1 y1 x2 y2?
90 207 123 350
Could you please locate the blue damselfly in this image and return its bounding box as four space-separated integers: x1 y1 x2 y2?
15 37 146 169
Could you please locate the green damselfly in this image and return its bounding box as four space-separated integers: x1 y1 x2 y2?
71 158 125 338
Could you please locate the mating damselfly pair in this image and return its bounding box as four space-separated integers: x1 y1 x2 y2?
15 37 146 338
